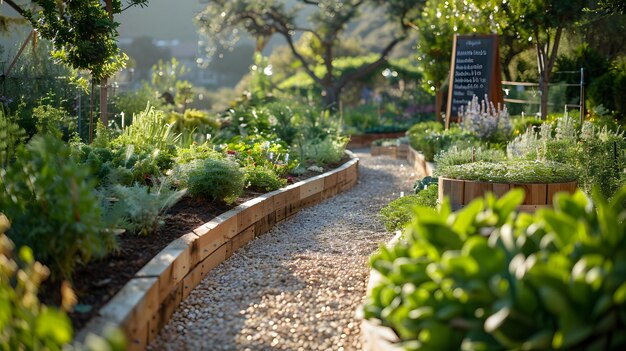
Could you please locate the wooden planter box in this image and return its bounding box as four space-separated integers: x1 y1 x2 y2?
371 144 408 159
347 132 406 149
438 177 577 212
74 153 360 351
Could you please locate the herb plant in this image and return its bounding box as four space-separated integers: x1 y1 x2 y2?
435 160 577 183
379 185 438 232
180 158 245 204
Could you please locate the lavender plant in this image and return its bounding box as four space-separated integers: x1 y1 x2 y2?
460 95 511 143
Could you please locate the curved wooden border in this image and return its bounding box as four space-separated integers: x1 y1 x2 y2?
438 177 577 211
75 152 360 350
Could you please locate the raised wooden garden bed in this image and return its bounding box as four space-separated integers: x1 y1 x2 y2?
348 132 406 149
438 177 578 211
75 153 360 350
371 144 408 159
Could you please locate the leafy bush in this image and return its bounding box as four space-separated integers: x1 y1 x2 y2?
379 185 438 232
363 187 626 350
180 158 245 203
110 180 186 236
176 142 224 164
0 136 117 280
436 160 577 184
409 127 478 161
33 103 75 139
459 95 512 143
244 166 287 192
434 146 506 168
299 136 348 166
227 136 295 176
406 121 444 137
0 109 26 167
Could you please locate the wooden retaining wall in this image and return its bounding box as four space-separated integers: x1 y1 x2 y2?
439 177 578 211
347 132 406 149
75 153 360 350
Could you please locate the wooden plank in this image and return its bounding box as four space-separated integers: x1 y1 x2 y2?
126 323 148 351
299 177 325 199
439 178 465 207
156 282 183 332
300 192 322 209
181 243 229 299
547 181 577 205
322 187 338 200
193 220 226 262
135 245 191 303
237 198 263 233
530 183 548 205
463 181 493 205
492 183 510 198
324 172 338 189
231 225 255 252
99 277 158 339
511 184 533 205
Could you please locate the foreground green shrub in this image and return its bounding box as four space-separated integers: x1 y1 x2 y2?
364 187 626 350
181 158 245 203
436 160 577 184
244 167 287 192
379 185 438 232
0 136 117 280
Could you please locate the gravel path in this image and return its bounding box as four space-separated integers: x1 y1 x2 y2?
149 151 417 351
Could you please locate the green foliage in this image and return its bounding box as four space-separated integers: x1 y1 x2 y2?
110 180 186 236
113 105 180 152
113 84 162 119
436 160 577 183
180 158 245 204
0 109 26 168
227 136 295 176
24 0 138 81
413 176 438 194
0 136 117 281
299 136 348 166
379 185 438 232
364 186 626 350
32 103 75 139
244 167 287 192
176 142 224 164
587 62 626 119
0 214 73 350
434 146 506 168
409 126 477 161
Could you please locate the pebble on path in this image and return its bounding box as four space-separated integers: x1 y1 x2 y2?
148 151 417 351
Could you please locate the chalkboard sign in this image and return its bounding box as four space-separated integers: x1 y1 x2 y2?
445 34 503 128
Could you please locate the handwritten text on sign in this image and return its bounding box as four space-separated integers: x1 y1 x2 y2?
449 37 495 116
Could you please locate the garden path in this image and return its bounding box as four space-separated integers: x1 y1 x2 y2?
148 150 416 351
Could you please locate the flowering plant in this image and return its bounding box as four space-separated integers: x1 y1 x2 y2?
460 95 511 143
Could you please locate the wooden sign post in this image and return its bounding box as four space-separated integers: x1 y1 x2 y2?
445 34 503 129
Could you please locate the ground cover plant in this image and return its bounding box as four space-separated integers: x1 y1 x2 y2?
364 186 626 350
379 185 438 232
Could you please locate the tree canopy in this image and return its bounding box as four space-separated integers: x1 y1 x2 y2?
196 0 425 110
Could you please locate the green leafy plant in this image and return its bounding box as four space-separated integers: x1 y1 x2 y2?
379 185 438 232
435 160 577 183
413 176 438 194
363 186 626 350
299 136 348 166
0 109 26 168
112 105 180 152
176 142 224 164
179 158 245 204
0 136 117 280
244 166 287 192
110 179 186 236
434 146 506 168
409 126 477 161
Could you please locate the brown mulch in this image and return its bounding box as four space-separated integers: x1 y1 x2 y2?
41 155 353 331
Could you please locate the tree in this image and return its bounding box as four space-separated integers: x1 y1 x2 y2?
196 0 425 111
414 0 486 121
3 0 149 131
509 0 587 119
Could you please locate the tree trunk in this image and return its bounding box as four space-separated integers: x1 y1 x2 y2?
322 86 341 113
539 74 549 120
